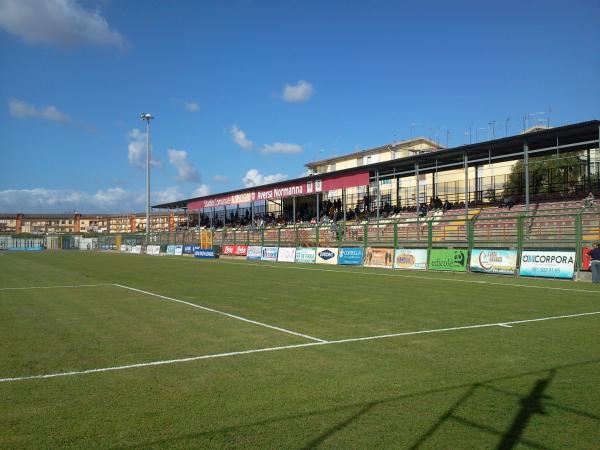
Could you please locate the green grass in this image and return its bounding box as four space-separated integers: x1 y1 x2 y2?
1 251 600 449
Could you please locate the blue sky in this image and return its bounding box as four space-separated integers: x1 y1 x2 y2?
1 0 599 213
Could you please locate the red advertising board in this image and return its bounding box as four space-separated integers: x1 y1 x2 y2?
188 171 370 209
222 245 248 256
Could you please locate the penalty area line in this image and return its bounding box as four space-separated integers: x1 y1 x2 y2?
2 309 600 383
114 284 327 343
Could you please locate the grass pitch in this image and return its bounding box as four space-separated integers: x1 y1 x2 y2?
1 251 600 449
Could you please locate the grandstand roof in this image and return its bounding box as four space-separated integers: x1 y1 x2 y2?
153 120 600 210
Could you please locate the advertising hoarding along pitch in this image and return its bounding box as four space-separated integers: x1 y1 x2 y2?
174 245 183 256
194 248 215 258
277 247 297 263
166 245 176 255
519 250 575 279
428 249 468 272
182 245 195 255
261 247 279 261
364 248 394 269
470 249 517 274
146 245 160 255
246 246 262 260
338 247 364 265
316 247 338 264
223 245 248 257
393 249 427 270
295 247 316 263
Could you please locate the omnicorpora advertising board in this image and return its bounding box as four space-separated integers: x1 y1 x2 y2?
428 249 468 272
470 249 517 275
277 247 297 263
295 247 316 264
246 246 262 260
338 247 364 265
519 250 576 279
316 247 338 264
261 247 279 261
393 249 427 270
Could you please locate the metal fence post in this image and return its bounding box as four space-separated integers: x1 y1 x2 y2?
393 222 398 249
316 224 320 247
575 211 583 275
277 228 281 247
363 223 368 250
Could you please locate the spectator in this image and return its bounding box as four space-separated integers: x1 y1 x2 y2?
587 243 600 283
584 192 595 208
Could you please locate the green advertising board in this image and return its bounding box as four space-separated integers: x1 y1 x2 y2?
428 249 468 272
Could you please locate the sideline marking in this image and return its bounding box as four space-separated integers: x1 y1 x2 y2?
2 310 599 383
0 283 114 291
497 323 512 328
218 260 600 294
99 252 600 294
114 284 327 343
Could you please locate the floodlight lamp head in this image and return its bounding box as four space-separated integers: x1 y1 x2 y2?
140 113 154 121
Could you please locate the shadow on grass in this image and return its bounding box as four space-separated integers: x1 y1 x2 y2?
112 359 600 449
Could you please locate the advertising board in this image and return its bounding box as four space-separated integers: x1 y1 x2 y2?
79 238 97 251
295 247 316 264
364 248 394 269
174 245 183 256
182 245 195 255
120 244 129 253
316 247 338 264
246 246 262 260
470 249 517 274
428 249 468 272
166 245 176 255
223 245 248 257
146 245 160 255
261 246 279 261
338 247 364 265
277 247 297 263
519 250 575 279
393 249 428 270
131 245 142 254
194 248 215 259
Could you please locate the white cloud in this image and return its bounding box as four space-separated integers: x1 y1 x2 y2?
167 148 200 182
184 101 199 112
0 0 126 49
242 169 287 188
127 128 160 170
192 184 210 197
229 125 253 150
260 142 303 155
0 185 206 212
9 98 71 123
212 174 229 183
0 187 144 213
282 80 314 102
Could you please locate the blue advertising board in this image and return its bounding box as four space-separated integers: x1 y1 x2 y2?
7 246 44 252
182 244 194 255
194 248 216 259
338 247 364 265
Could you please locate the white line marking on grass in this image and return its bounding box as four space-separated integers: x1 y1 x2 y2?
2 310 600 383
0 283 114 291
114 284 327 343
219 261 600 294
497 324 512 328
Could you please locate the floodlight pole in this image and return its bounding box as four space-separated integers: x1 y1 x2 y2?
141 113 154 244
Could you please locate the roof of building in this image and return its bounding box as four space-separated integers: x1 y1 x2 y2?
153 120 600 210
305 137 444 168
